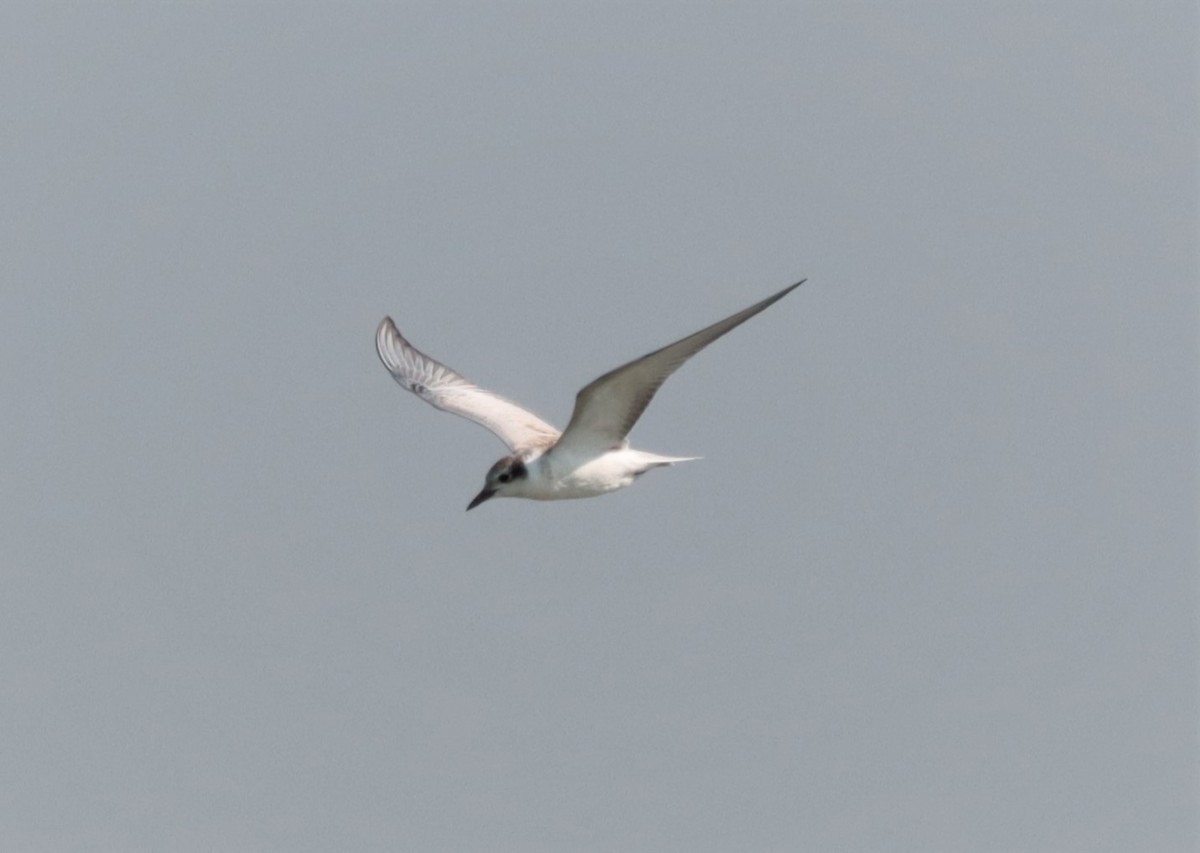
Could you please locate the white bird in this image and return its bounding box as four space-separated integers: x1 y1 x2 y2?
376 280 805 510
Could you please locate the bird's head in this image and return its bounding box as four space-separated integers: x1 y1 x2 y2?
467 455 529 510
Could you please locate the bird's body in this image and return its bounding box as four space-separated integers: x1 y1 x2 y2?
512 446 699 502
375 280 804 509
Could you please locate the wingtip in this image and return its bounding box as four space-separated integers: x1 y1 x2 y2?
769 280 806 302
376 316 404 367
377 315 411 350
763 279 805 306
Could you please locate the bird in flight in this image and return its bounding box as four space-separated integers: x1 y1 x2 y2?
376 280 805 510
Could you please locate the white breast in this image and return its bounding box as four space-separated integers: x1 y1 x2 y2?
525 447 646 500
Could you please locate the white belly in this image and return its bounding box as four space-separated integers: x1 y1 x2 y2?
521 447 661 500
548 450 643 499
500 446 698 502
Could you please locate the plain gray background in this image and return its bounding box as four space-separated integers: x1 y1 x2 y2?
2 2 1195 850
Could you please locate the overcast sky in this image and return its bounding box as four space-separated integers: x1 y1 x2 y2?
1 3 1196 851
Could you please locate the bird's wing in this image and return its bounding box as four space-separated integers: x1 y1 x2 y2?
550 281 805 457
375 317 561 453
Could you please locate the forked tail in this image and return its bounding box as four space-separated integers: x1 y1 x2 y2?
638 452 702 469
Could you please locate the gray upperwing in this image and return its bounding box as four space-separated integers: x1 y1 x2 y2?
551 280 805 456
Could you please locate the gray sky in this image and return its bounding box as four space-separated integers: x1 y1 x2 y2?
1 3 1196 850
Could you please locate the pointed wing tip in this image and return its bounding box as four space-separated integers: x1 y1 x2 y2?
754 279 806 313
376 316 407 370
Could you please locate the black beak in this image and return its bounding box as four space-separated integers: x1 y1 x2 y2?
466 487 495 511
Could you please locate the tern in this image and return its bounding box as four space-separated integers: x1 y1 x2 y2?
376 280 804 510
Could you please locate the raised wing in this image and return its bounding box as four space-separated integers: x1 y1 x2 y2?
375 317 560 453
551 280 805 457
